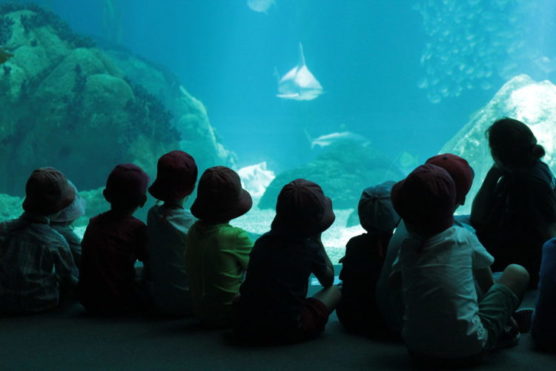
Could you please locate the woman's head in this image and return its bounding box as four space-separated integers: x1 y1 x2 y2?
487 118 545 169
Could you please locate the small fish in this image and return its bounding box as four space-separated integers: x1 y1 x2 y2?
246 0 275 14
0 48 13 64
306 130 367 149
276 43 323 101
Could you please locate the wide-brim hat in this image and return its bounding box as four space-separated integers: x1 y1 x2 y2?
391 164 456 236
105 163 149 204
23 167 76 216
425 153 474 205
191 166 252 222
149 150 198 201
271 179 335 237
358 181 400 233
50 181 86 223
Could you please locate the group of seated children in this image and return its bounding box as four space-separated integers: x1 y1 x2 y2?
0 118 555 363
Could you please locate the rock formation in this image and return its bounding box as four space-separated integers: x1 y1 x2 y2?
0 3 231 201
259 139 404 210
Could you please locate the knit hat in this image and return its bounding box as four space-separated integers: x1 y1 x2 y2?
271 179 335 237
50 181 86 223
391 164 456 236
22 167 76 216
358 181 400 233
104 164 149 206
149 150 198 201
426 153 474 205
191 166 252 222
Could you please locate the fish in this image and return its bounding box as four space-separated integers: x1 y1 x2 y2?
306 130 367 149
0 48 13 64
276 43 323 101
246 0 275 14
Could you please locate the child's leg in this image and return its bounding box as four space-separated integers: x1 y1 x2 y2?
312 285 341 312
478 264 530 350
497 264 530 300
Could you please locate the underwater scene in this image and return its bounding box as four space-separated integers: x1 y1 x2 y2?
2 0 556 262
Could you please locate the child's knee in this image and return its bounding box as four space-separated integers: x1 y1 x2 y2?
499 264 529 295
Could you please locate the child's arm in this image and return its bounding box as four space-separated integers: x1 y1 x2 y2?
234 229 254 270
312 237 335 288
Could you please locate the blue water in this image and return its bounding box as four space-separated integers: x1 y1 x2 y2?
22 0 486 170
4 0 556 172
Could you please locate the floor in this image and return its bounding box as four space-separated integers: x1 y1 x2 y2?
0 291 554 370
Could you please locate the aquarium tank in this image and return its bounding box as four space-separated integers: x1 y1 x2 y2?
1 0 556 262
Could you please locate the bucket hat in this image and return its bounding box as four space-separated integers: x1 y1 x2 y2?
358 181 400 233
271 179 335 237
391 164 456 235
50 181 86 223
22 167 76 216
426 153 474 205
104 163 149 205
149 150 198 201
191 166 252 222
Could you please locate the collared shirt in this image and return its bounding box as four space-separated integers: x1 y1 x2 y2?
0 213 78 314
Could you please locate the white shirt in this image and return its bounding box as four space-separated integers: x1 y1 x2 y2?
145 204 195 315
392 226 494 358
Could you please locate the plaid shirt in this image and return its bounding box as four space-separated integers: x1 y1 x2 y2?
0 213 79 314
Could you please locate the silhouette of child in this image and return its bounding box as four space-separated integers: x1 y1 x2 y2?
78 163 149 315
185 166 253 328
145 150 198 316
0 167 78 314
235 179 341 344
337 181 400 337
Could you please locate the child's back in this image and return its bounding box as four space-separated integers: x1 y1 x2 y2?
0 168 78 314
79 210 147 313
337 182 400 336
390 164 529 363
186 220 251 326
185 166 253 327
236 179 340 343
145 150 198 316
78 163 149 315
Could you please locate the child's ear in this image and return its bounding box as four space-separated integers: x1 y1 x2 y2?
138 194 147 208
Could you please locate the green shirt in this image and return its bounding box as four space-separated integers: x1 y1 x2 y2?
185 221 252 326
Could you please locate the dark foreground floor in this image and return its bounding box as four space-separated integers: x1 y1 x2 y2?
0 291 554 371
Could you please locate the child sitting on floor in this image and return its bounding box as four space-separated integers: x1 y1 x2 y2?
185 166 253 328
145 150 198 316
78 163 149 315
376 153 475 336
50 180 86 267
531 238 556 352
235 179 341 344
337 181 400 337
390 164 529 365
0 167 78 314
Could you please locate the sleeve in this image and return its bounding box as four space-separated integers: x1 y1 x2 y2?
468 231 495 269
232 228 254 270
52 236 79 289
310 239 331 279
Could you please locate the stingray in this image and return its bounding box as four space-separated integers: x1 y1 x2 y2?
276 43 323 101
